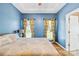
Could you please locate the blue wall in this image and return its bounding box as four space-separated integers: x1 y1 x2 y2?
56 3 79 48
23 14 56 37
1 3 79 47
0 3 22 34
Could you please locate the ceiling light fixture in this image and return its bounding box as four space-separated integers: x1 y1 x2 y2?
38 3 42 6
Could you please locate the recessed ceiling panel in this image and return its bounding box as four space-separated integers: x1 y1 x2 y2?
12 3 66 13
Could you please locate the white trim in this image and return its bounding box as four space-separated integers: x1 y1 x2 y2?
55 42 67 51
12 3 66 13
66 8 79 17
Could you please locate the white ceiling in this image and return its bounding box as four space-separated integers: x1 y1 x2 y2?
12 3 66 13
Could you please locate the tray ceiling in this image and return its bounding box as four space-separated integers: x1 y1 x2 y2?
12 3 66 13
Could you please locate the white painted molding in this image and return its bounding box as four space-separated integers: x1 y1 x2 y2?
12 3 66 13
66 8 79 17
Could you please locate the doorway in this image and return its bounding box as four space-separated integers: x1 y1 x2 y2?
66 8 79 55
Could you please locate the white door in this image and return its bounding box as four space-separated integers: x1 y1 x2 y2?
69 15 79 51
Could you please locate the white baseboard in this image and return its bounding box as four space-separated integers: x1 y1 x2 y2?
55 42 67 51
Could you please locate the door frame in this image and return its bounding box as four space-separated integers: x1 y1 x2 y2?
65 8 79 51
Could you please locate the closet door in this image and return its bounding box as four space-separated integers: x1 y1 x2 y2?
69 16 79 51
